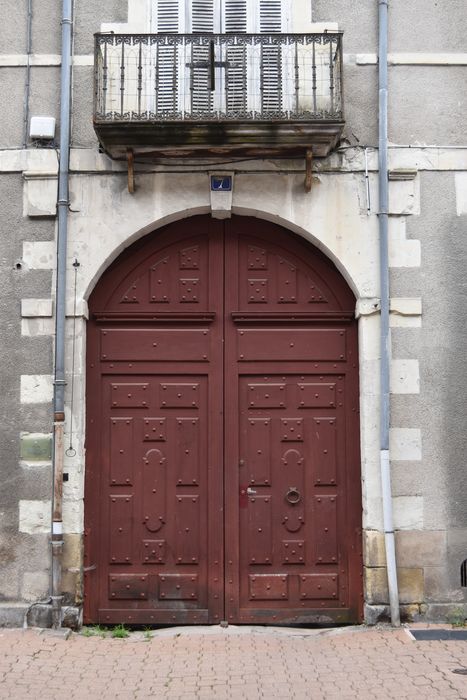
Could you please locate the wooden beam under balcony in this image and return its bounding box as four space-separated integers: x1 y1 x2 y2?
94 120 344 160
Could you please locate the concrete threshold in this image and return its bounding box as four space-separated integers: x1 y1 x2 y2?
77 623 379 641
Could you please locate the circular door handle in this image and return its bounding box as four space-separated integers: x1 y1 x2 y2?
285 487 301 505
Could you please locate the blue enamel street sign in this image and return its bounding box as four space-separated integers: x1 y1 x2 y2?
211 175 232 192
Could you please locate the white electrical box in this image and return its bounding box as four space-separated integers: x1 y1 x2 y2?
29 116 56 140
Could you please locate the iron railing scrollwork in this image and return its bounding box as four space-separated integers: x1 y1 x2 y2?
94 32 343 123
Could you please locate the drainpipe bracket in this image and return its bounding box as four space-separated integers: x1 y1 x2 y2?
304 149 313 192
127 149 135 193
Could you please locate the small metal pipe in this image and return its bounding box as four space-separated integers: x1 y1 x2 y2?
378 0 400 627
329 37 334 114
312 39 317 113
338 35 345 119
137 40 143 114
51 0 73 629
120 40 125 117
22 0 33 148
51 420 64 629
102 40 108 116
294 40 299 114
364 148 371 215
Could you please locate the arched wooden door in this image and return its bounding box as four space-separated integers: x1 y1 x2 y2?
84 215 362 625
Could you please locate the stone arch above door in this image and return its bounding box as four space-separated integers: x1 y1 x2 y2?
90 215 355 315
82 201 370 309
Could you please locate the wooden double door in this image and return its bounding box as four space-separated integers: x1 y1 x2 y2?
84 215 362 625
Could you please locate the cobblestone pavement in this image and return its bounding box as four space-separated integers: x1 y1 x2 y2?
0 625 467 699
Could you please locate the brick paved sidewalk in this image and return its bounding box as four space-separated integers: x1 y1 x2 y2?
0 625 466 700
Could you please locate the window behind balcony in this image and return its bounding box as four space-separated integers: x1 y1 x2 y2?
149 0 291 117
96 1 341 124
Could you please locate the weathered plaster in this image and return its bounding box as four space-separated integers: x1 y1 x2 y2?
393 496 424 530
21 319 55 336
389 298 422 328
19 500 51 534
21 299 54 317
389 428 422 462
21 571 49 603
2 147 467 175
22 241 55 270
65 171 379 301
390 360 420 395
356 54 467 66
455 173 467 215
101 0 148 32
388 218 421 268
20 375 53 404
23 172 58 217
21 296 55 337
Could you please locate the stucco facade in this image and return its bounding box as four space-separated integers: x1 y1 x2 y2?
0 0 466 626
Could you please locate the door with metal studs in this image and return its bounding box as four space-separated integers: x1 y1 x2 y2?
84 215 363 625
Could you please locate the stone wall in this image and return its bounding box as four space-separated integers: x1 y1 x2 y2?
0 0 466 625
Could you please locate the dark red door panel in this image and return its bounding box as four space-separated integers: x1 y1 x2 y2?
224 218 362 625
85 215 362 625
85 218 224 625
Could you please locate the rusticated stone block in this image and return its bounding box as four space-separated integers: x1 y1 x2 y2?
0 605 33 628
365 567 389 605
400 604 421 622
363 530 387 567
365 566 424 605
62 534 83 602
364 530 447 571
364 603 390 625
424 566 451 602
395 530 447 568
423 603 467 622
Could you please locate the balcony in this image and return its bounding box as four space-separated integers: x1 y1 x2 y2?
93 32 344 161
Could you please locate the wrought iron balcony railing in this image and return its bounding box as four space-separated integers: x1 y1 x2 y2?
93 32 344 160
95 32 343 122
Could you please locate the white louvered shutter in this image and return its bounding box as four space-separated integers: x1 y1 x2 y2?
190 0 215 114
151 0 182 115
150 0 290 118
222 0 288 117
223 0 248 115
191 0 216 32
224 0 247 31
151 0 217 117
155 0 181 31
259 0 282 32
259 0 283 115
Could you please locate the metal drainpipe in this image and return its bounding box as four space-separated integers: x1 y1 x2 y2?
378 0 400 626
51 0 73 630
22 0 33 148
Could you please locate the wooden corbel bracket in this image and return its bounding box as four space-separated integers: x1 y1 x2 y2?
305 148 313 192
127 148 135 193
